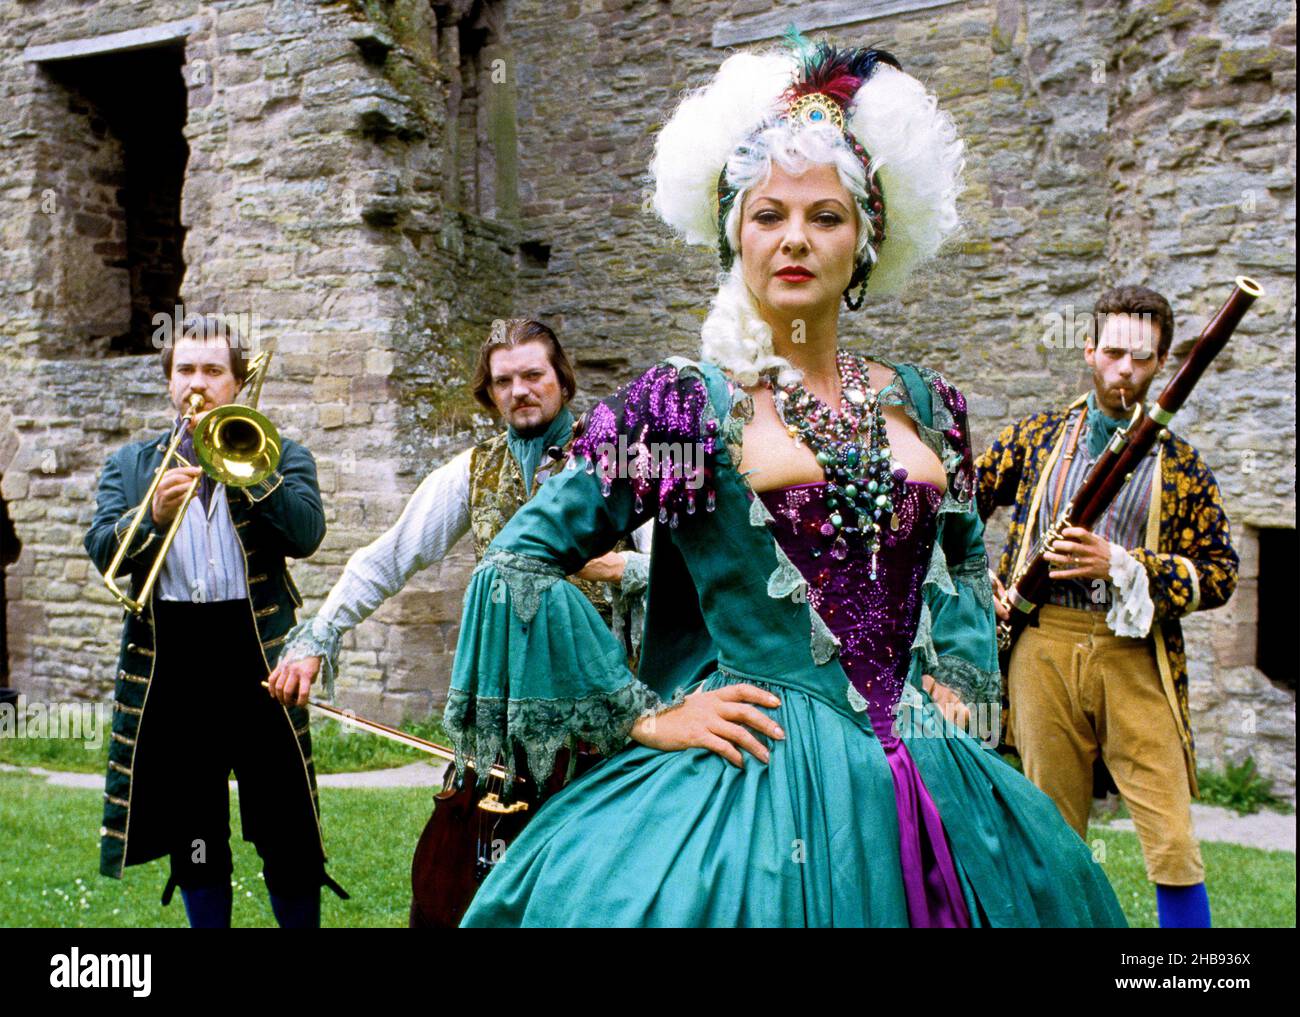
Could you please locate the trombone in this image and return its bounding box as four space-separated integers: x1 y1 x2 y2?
103 350 281 614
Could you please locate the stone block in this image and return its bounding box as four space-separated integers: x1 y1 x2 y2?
317 404 346 429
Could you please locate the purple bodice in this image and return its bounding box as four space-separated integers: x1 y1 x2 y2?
759 479 943 743
759 477 970 928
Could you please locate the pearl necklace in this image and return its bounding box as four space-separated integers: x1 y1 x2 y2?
772 351 897 576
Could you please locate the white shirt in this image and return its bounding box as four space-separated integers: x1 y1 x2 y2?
157 486 249 603
317 449 652 634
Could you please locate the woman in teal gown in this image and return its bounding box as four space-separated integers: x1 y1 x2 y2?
445 35 1127 928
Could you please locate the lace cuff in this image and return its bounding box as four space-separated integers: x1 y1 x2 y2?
611 551 651 659
1107 543 1155 638
930 654 1002 710
278 615 344 698
619 550 650 598
445 679 662 787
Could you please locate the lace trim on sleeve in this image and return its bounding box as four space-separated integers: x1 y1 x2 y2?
474 547 567 624
278 615 344 699
444 679 662 787
1107 543 1155 638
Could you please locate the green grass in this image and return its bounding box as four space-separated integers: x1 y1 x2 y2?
0 713 453 776
1085 823 1296 928
0 771 435 928
0 770 1293 928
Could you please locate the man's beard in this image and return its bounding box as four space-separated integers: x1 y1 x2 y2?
509 406 551 438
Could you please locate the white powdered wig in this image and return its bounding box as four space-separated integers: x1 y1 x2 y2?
650 47 965 384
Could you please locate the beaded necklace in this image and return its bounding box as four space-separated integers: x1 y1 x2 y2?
772 351 897 577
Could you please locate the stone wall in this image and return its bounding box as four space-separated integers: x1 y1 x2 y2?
0 0 515 724
0 0 1294 795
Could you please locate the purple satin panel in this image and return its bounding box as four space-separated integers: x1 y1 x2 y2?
760 480 970 928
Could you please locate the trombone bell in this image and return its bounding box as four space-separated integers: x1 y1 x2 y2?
194 404 281 487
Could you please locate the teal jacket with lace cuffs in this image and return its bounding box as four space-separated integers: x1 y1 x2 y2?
444 358 1000 787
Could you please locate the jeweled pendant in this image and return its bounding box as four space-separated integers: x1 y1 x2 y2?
831 536 849 560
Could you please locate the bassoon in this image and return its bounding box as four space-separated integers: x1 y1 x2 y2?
996 276 1264 654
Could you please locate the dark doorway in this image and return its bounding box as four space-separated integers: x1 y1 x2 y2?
42 44 189 355
1257 527 1297 691
0 489 20 687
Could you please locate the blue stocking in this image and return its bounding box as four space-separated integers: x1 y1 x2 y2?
268 890 321 929
181 883 233 929
1156 883 1211 928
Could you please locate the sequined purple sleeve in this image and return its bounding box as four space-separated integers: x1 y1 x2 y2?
570 362 719 528
928 373 975 502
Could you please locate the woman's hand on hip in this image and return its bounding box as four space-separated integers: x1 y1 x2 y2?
630 683 784 768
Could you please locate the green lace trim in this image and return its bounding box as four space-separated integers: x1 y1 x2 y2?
475 547 566 623
620 551 650 598
930 654 1002 709
612 551 651 659
748 480 841 666
444 679 661 786
878 360 971 520
279 615 344 698
922 539 957 598
879 360 1001 702
911 601 937 670
953 556 996 612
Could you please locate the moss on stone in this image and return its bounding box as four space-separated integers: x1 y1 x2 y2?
1218 47 1283 82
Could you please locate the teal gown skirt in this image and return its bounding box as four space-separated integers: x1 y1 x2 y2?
460 671 1128 927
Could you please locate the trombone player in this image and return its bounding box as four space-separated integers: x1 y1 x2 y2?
84 317 340 928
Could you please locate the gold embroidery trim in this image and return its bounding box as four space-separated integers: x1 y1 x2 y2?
262 634 287 649
101 827 127 841
248 574 268 584
254 604 280 619
118 670 149 685
113 702 143 717
126 643 155 658
104 794 130 808
111 732 136 747
109 761 133 777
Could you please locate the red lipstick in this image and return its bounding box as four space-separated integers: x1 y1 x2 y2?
775 266 815 282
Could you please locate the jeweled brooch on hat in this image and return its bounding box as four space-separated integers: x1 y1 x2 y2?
785 92 845 132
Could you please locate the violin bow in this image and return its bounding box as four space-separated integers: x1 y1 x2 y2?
260 682 519 783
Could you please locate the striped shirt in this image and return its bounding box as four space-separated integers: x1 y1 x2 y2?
317 448 653 635
157 485 250 603
319 450 474 632
1035 407 1157 612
